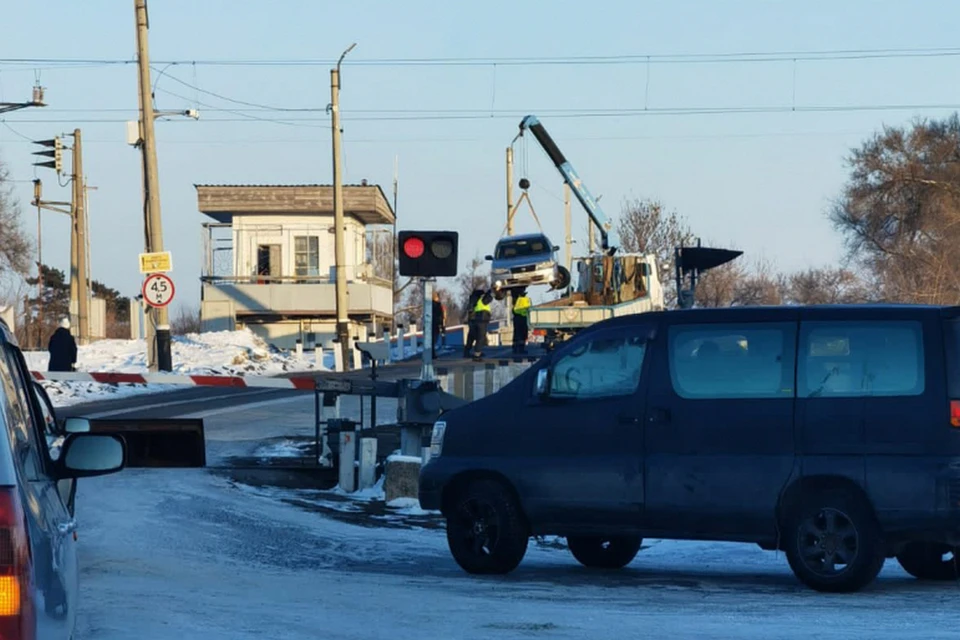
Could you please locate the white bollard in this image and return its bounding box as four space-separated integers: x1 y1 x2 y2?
314 346 322 368
333 346 344 373
295 339 303 359
397 326 406 360
421 446 432 466
339 431 356 492
358 437 378 490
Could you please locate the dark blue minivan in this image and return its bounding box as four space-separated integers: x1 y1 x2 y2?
420 304 960 592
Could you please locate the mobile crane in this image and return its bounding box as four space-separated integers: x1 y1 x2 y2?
514 115 666 349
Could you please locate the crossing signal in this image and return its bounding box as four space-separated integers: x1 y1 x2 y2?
32 137 62 174
398 230 458 277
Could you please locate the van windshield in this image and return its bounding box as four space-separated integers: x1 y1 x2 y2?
496 237 550 259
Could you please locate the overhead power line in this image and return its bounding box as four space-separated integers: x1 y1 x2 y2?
5 102 960 126
4 46 960 68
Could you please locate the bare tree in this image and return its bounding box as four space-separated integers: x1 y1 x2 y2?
171 305 202 335
616 198 695 308
0 157 32 277
730 256 786 306
831 113 960 304
785 267 873 305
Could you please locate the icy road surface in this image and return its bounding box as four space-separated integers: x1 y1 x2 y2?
73 392 960 639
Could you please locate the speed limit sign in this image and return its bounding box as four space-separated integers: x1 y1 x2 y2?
142 273 175 308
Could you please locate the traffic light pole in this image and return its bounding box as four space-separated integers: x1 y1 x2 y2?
331 44 356 370
135 0 172 372
421 278 435 381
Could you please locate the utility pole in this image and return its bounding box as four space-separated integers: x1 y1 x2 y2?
68 129 90 345
506 147 515 235
135 0 172 371
330 43 356 369
33 181 43 350
564 183 572 275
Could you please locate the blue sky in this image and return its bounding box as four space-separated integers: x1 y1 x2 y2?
3 0 960 312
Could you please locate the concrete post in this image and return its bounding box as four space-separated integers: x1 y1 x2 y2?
397 325 406 360
295 338 303 359
314 346 322 368
400 425 422 457
358 437 377 490
333 346 344 373
463 367 475 402
421 446 432 466
383 328 392 363
338 430 356 492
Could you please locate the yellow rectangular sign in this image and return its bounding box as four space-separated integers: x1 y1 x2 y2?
139 251 172 274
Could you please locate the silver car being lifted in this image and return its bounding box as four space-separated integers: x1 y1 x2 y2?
486 233 571 294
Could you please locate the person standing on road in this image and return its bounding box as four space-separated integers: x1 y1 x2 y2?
471 289 494 361
48 317 77 372
431 290 445 358
463 288 483 358
512 287 531 355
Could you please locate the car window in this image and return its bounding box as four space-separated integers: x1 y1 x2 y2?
669 323 796 399
549 330 647 399
0 346 50 481
799 320 924 397
496 237 550 259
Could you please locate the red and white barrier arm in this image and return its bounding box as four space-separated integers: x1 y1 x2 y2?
31 371 317 391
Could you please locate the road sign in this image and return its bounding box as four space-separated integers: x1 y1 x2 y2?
142 273 175 308
139 251 172 274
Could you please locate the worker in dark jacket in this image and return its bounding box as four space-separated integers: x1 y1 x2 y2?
431 291 445 358
512 287 531 355
463 288 483 358
470 289 494 361
48 318 77 372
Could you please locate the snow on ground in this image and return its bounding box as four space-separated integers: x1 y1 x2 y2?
23 328 326 407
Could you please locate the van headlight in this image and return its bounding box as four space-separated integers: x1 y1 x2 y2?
430 421 446 457
536 261 555 270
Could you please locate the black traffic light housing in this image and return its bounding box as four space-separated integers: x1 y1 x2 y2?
32 137 62 174
398 230 459 278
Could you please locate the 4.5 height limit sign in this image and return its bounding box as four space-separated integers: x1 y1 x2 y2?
142 273 175 308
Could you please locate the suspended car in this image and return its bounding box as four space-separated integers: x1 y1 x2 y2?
485 233 571 299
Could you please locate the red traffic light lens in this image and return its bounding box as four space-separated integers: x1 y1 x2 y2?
402 236 425 259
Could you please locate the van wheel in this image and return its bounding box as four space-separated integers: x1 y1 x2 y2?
896 542 959 581
567 536 642 569
783 491 885 593
445 479 529 575
553 266 571 290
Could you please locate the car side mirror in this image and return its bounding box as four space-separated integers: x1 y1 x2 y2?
553 245 560 252
484 255 494 261
57 433 126 479
535 368 549 397
63 417 92 434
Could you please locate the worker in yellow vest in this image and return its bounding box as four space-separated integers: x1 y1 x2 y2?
470 289 494 361
512 288 531 355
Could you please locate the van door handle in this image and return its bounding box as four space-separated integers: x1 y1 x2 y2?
57 520 77 535
648 407 671 424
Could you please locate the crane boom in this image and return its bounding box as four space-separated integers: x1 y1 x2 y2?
518 115 618 254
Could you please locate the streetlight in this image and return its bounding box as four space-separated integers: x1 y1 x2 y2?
330 42 356 369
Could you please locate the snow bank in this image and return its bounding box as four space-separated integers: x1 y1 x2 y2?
25 328 325 407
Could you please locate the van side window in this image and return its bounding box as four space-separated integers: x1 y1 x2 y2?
550 332 647 399
669 323 796 399
799 321 924 397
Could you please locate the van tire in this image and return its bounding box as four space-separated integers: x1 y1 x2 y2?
567 536 642 569
783 490 885 593
445 479 529 575
896 542 960 581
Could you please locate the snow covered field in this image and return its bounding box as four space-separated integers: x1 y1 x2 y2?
24 329 325 406
70 389 960 639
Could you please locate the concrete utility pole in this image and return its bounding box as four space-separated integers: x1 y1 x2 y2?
135 0 172 371
69 129 90 345
331 43 356 369
506 147 515 235
564 183 572 275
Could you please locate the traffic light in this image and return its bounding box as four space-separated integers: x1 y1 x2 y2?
398 230 459 277
32 137 62 174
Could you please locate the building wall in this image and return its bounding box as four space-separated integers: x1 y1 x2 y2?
231 214 368 280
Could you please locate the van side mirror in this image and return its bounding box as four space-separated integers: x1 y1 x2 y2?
535 368 549 396
484 255 494 261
